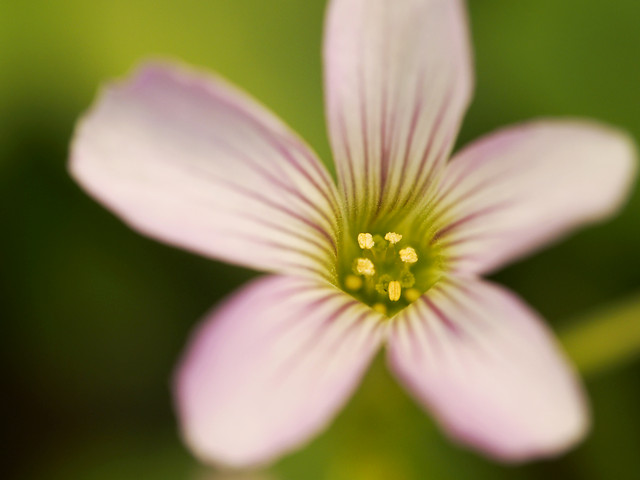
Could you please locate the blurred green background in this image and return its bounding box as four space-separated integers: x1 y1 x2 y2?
2 0 640 479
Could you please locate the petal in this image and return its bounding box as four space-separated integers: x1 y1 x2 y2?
71 62 341 278
324 0 473 221
387 277 589 462
432 120 637 274
174 275 385 467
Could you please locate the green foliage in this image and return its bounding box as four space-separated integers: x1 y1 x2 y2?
561 293 640 376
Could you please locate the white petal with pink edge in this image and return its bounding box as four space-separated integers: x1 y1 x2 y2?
71 62 341 279
324 0 473 221
387 277 588 462
174 275 386 467
432 120 636 274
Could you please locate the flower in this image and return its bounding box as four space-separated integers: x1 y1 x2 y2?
70 0 636 469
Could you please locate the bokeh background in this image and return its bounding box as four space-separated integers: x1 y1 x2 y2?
2 1 640 479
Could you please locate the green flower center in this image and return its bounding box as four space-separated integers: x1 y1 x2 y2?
338 230 444 317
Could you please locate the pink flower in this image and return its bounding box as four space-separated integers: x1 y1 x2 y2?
70 0 636 468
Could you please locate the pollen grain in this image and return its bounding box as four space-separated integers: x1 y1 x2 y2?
384 232 403 244
355 258 376 276
358 232 375 250
399 247 418 264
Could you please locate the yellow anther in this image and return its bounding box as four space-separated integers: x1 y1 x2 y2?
388 281 401 302
399 247 418 264
344 274 363 291
404 288 421 303
358 233 375 250
373 303 388 315
356 258 376 276
384 232 403 244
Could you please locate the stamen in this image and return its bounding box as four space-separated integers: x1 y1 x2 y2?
355 258 376 276
358 233 375 250
371 234 387 256
344 274 363 291
375 274 392 295
399 247 418 264
384 232 403 244
388 281 401 301
344 231 432 314
400 271 416 288
373 303 388 315
404 288 421 303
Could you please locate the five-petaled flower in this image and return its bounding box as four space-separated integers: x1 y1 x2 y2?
70 0 636 468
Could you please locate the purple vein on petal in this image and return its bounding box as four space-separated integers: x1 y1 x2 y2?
436 230 506 251
405 83 456 210
335 107 357 215
430 201 512 244
413 127 456 207
211 175 338 250
270 307 370 387
384 68 428 215
275 282 343 309
211 224 335 279
395 311 420 365
276 135 342 214
203 128 339 232
421 293 462 337
436 165 516 217
404 301 444 371
406 285 479 377
277 263 336 282
435 153 486 203
219 230 331 276
436 280 521 364
212 177 335 248
260 290 346 345
377 5 393 205
281 135 340 193
200 82 339 214
357 34 372 219
232 210 337 258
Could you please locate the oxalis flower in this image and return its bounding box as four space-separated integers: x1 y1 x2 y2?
70 0 636 468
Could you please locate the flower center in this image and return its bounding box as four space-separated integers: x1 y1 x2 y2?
339 230 443 317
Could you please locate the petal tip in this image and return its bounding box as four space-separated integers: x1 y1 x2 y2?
480 395 590 464
172 276 383 468
386 278 592 463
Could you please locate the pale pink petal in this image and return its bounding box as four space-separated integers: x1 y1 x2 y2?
387 277 588 462
71 62 341 278
175 275 386 467
432 120 636 274
324 0 473 221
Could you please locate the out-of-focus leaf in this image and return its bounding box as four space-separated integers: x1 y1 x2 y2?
560 293 640 376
